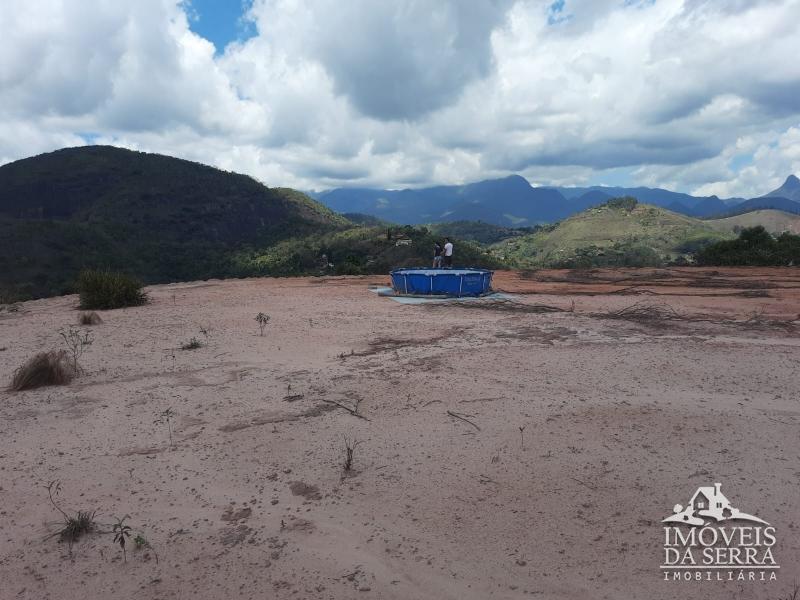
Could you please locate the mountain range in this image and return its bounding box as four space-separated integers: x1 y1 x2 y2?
314 174 800 227
1 145 797 301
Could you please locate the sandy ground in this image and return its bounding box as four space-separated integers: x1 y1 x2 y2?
1 266 799 600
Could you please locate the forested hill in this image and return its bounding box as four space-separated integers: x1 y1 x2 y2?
0 146 347 300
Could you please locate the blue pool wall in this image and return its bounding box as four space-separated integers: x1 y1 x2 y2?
389 268 493 297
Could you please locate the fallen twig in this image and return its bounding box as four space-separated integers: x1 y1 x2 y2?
447 410 480 431
322 399 370 421
570 476 597 491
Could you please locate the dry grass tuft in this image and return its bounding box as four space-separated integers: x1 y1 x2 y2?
180 337 203 350
78 311 103 325
10 350 74 391
58 510 97 545
601 300 681 322
44 481 97 548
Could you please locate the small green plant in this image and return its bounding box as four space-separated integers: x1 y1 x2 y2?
10 351 74 391
76 269 148 310
44 481 96 549
155 407 176 449
255 312 270 336
180 337 202 350
133 533 160 564
112 515 132 562
58 326 93 373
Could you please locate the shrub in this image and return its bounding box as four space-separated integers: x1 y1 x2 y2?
255 312 270 336
606 196 638 211
555 242 662 268
10 350 74 391
76 269 147 310
181 337 202 350
78 311 103 325
696 226 800 266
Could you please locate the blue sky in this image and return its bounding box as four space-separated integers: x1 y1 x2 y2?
185 0 256 53
0 0 798 197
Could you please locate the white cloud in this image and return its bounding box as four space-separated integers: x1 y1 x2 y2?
0 0 798 197
691 126 800 198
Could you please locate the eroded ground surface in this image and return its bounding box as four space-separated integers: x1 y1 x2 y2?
1 267 799 600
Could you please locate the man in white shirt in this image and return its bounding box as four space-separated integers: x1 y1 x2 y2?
443 238 454 267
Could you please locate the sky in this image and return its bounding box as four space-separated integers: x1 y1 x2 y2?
0 0 799 197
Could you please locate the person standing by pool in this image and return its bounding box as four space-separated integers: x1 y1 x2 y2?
443 237 454 267
433 240 443 268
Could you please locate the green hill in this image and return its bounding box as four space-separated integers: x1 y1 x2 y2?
232 225 503 277
0 146 506 301
705 209 800 236
492 198 733 268
0 146 348 300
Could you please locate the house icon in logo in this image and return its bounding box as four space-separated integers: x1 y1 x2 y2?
663 483 769 527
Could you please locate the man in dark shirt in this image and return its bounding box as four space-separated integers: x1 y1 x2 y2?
433 241 443 268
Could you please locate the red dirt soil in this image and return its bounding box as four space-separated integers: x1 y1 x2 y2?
1 267 798 600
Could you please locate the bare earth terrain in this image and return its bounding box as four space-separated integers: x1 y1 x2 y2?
1 267 799 600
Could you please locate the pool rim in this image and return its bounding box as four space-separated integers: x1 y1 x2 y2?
389 266 494 297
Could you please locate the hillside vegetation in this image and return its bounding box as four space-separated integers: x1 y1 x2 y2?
0 147 506 301
0 146 347 300
2 146 795 302
697 226 800 266
231 225 502 276
492 198 733 268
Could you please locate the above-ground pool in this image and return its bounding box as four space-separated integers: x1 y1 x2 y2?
390 268 493 297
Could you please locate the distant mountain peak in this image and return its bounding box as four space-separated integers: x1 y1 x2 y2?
762 174 800 202
505 174 531 184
